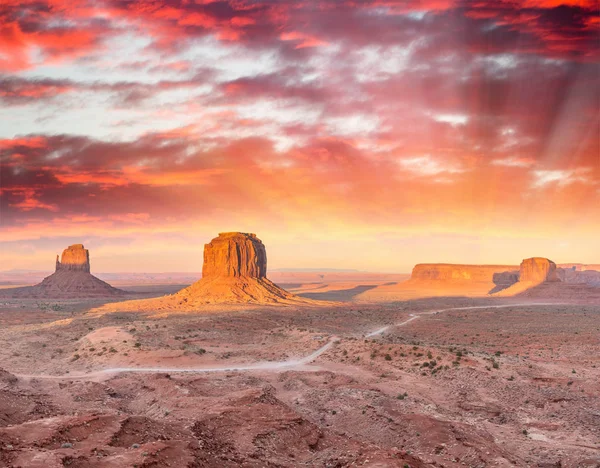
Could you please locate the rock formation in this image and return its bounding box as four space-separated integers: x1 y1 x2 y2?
202 233 267 278
493 257 562 296
358 263 519 301
519 257 560 283
56 244 91 273
1 244 123 298
171 232 312 305
557 267 600 287
93 232 324 313
410 264 517 283
491 270 520 293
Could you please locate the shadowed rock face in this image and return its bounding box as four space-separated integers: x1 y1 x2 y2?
520 257 559 283
56 244 91 273
202 233 267 279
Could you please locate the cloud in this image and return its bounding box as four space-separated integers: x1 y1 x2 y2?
531 167 594 188
491 156 536 168
397 155 466 176
0 0 599 269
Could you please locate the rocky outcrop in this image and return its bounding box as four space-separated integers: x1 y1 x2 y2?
557 268 600 287
203 233 267 278
519 257 560 283
491 270 519 292
0 244 123 298
56 244 91 273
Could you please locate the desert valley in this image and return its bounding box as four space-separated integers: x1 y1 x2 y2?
1 0 598 466
0 234 598 468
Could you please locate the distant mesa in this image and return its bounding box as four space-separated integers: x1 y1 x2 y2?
357 263 518 301
0 244 123 299
410 263 516 283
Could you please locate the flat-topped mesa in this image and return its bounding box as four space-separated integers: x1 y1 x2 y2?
519 257 560 284
410 264 517 282
56 244 91 273
202 232 267 279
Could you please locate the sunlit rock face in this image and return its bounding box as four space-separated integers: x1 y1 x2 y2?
163 232 321 306
519 257 560 283
202 233 267 279
56 244 91 273
410 264 516 282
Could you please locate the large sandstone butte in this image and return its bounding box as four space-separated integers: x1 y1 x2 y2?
493 257 561 296
94 233 323 313
1 244 123 298
56 244 91 273
172 232 312 305
202 232 267 278
519 257 560 283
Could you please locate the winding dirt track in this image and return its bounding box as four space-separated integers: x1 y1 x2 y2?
15 302 564 380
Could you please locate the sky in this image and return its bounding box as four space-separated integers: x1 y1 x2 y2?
0 0 599 273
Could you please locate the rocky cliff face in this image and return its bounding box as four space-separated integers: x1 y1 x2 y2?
202 233 267 279
519 257 559 283
56 244 91 273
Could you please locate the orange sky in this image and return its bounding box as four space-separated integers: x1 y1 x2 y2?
0 0 598 272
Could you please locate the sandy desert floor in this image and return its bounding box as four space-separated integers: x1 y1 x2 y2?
0 285 599 467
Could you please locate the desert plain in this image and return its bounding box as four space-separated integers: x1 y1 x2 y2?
0 237 599 468
0 239 600 468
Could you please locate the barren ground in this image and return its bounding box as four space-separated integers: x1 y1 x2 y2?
0 283 598 467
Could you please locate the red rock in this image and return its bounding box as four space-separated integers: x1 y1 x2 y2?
56 244 91 273
410 264 517 282
519 257 560 283
173 232 311 305
0 244 123 298
202 233 266 278
157 232 327 306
